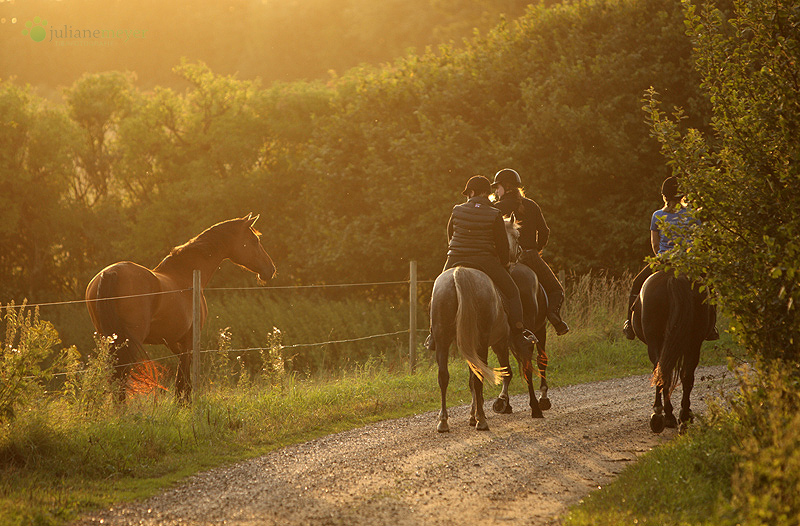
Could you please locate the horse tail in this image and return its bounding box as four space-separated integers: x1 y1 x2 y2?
453 268 504 385
652 275 693 393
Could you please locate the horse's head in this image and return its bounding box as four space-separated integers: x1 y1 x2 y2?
230 213 277 284
505 213 522 264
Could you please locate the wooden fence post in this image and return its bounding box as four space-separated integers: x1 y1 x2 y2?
192 269 201 402
409 260 417 372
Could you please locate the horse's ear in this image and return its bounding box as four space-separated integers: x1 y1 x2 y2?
246 213 260 227
509 212 516 224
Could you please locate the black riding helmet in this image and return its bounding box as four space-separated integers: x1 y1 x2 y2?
492 168 522 189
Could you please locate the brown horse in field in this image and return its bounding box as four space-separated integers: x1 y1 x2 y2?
85 214 276 399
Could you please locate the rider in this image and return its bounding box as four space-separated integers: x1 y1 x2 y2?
491 168 570 336
425 175 536 355
622 176 718 340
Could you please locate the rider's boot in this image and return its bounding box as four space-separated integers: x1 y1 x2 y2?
622 293 636 340
547 302 570 336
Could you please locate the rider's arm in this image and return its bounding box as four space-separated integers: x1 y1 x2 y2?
493 215 511 268
529 200 550 251
493 198 515 217
650 230 660 255
446 214 454 243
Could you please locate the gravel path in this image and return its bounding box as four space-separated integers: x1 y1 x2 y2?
76 365 732 526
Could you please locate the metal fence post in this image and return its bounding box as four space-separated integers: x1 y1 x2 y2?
409 260 417 372
192 269 201 402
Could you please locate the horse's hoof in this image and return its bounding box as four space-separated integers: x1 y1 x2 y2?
468 416 477 427
437 421 450 433
475 420 489 431
531 408 544 419
539 397 551 411
492 397 509 414
650 412 665 433
679 421 689 435
679 409 694 424
665 414 678 429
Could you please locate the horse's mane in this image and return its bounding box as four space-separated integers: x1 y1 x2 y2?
156 218 257 270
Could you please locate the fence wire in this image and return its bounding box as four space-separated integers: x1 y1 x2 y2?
10 276 430 382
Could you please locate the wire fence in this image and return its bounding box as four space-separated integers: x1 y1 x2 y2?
7 264 435 384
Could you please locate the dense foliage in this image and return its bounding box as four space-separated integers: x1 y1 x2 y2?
1 0 704 316
646 0 800 364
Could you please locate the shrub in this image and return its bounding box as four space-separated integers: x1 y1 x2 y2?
0 302 74 420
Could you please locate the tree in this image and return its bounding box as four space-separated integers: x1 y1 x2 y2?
0 81 79 298
645 0 800 362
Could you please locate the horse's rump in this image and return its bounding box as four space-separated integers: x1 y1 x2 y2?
452 267 506 385
651 274 703 391
89 266 151 370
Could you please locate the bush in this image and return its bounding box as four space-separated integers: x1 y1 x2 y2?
0 303 75 420
722 362 800 525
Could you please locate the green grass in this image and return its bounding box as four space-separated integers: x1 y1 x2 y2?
563 410 737 526
0 272 743 526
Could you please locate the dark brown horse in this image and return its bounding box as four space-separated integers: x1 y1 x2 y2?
631 270 714 433
490 217 550 416
492 259 550 414
85 214 276 399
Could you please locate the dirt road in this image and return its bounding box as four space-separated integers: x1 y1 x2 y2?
77 365 731 526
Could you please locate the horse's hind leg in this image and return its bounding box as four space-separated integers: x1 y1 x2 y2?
470 370 489 431
679 344 701 432
662 376 677 429
536 327 550 410
492 342 513 414
650 384 665 433
170 339 192 401
436 346 450 433
522 357 543 419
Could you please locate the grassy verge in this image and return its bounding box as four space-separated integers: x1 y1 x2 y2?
563 408 737 526
563 361 800 526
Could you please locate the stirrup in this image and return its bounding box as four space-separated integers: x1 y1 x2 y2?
521 329 539 345
622 320 635 340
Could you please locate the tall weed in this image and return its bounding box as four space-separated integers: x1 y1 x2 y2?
0 302 75 420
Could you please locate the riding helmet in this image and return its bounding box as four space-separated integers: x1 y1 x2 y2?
492 168 522 189
661 176 684 200
461 175 492 196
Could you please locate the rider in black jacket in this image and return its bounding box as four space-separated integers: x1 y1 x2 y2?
426 175 536 355
491 168 570 336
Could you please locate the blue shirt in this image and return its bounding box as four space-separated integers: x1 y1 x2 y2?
651 208 695 254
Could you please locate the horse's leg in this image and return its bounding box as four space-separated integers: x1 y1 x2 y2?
436 346 450 433
662 374 677 429
679 343 701 433
492 342 513 414
649 349 667 432
522 355 544 419
170 337 192 402
471 346 490 431
472 371 489 431
535 326 550 410
469 370 479 427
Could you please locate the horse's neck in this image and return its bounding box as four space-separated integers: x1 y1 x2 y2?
154 248 227 288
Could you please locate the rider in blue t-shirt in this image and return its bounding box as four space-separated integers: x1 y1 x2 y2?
622 176 718 340
650 207 695 254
